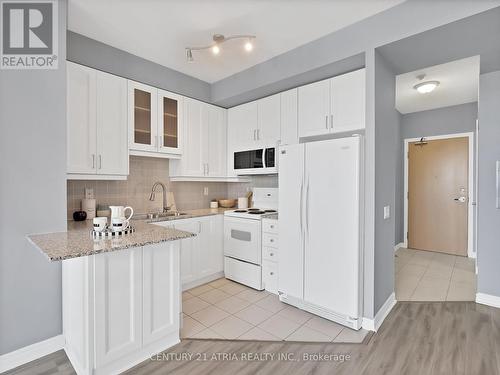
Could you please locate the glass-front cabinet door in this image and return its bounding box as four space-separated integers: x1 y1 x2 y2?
128 81 158 151
157 89 182 155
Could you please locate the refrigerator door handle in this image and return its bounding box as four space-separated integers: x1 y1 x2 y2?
306 177 310 238
299 180 304 233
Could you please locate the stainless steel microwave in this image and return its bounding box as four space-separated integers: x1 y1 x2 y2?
233 147 277 175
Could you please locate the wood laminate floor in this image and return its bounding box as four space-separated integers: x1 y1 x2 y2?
6 302 500 375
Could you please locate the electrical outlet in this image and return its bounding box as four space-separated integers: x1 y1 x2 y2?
203 186 209 196
383 205 390 220
85 188 94 199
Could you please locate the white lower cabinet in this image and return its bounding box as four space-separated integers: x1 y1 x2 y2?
62 242 180 375
261 218 279 294
154 215 224 290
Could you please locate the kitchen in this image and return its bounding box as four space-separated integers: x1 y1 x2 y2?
2 1 500 375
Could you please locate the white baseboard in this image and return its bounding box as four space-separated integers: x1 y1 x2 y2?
182 271 224 291
476 293 500 309
362 292 396 332
394 242 405 252
0 335 65 373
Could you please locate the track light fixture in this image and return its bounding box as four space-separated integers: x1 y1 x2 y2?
186 34 256 62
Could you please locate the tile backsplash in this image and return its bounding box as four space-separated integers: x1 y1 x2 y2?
67 156 278 220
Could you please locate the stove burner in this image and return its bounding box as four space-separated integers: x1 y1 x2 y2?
248 210 265 214
264 210 277 213
234 209 248 213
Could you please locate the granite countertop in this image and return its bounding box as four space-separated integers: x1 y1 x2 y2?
28 207 234 262
28 220 195 262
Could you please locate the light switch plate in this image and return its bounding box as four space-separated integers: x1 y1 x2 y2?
383 205 390 220
203 187 208 196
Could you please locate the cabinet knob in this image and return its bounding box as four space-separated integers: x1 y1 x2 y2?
270 253 274 256
270 272 274 275
270 225 274 229
270 239 274 242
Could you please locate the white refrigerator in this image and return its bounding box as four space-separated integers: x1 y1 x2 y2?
278 136 363 330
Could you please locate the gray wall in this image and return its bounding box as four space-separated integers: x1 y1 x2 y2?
211 1 499 107
67 31 211 103
373 50 400 313
477 70 500 297
395 103 478 244
0 1 67 355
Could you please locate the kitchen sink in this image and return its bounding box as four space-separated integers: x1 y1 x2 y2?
132 212 188 222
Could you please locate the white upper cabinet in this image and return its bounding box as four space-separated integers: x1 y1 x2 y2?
67 62 128 178
169 99 227 178
67 62 97 175
128 81 183 157
257 94 281 145
227 101 258 151
157 89 183 155
206 105 227 177
128 81 158 152
298 68 366 138
330 68 366 134
298 79 330 138
280 88 298 145
96 70 128 176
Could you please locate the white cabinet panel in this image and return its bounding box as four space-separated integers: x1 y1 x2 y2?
67 62 97 174
207 105 227 177
257 94 281 145
227 101 258 151
173 220 199 285
143 243 180 346
331 68 365 133
182 98 208 176
280 88 298 145
94 247 142 367
298 79 330 138
262 260 278 294
96 71 128 176
198 215 224 278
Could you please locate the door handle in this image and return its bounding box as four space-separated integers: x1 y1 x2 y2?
306 177 310 238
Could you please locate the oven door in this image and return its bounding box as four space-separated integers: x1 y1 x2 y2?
224 217 261 265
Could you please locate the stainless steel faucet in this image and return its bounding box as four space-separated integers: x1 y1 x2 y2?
149 181 170 212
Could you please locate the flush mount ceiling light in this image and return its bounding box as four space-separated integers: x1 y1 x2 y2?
413 74 440 94
186 34 256 62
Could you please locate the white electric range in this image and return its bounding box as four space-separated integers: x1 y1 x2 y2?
223 188 278 290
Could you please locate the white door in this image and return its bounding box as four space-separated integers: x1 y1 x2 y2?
67 62 97 174
257 94 281 145
94 247 142 367
158 89 183 155
227 101 258 151
303 137 361 318
207 105 227 177
277 144 305 299
280 88 298 145
197 216 224 278
182 98 208 176
128 81 158 152
224 217 261 265
330 68 366 133
96 71 128 175
173 219 198 285
298 79 330 138
143 242 180 346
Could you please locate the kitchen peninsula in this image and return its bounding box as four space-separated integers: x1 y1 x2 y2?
28 221 195 375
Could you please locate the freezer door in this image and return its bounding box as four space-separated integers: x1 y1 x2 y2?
277 144 305 299
303 137 361 318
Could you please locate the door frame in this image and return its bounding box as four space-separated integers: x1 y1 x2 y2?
403 132 475 258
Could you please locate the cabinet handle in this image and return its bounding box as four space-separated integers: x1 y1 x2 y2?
92 154 95 169
270 252 274 256
270 225 274 229
206 163 209 175
98 155 102 169
253 129 256 141
270 272 274 276
198 222 202 233
325 115 328 129
270 238 274 242
330 114 333 129
257 129 260 140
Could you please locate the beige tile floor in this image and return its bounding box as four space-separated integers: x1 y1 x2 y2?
395 247 476 301
182 278 369 343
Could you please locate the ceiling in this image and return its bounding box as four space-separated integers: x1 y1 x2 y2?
68 0 404 83
395 56 480 115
